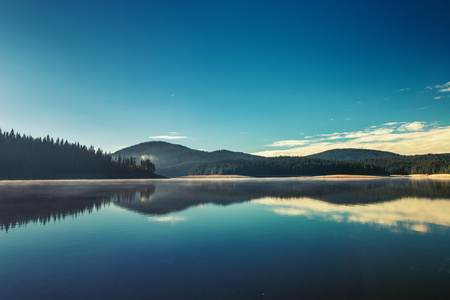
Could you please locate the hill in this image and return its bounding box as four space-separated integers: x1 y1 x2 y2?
190 151 450 176
308 148 401 160
113 141 260 177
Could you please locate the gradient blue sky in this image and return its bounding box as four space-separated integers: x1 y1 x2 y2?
1 0 449 155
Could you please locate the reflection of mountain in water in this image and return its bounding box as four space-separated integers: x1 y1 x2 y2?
114 178 450 215
2 178 450 232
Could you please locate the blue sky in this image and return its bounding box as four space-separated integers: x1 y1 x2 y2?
1 0 449 155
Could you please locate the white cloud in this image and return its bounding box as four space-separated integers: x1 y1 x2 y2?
343 128 394 139
421 81 450 94
383 122 401 126
149 135 187 140
268 140 310 147
399 88 410 92
326 135 342 140
438 87 450 93
318 132 341 137
149 132 187 140
435 81 450 92
434 95 450 100
253 121 450 156
397 121 426 132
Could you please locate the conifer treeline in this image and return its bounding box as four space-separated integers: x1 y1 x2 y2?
0 128 156 179
189 157 387 176
366 155 450 175
189 155 450 176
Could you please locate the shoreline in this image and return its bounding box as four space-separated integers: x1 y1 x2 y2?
2 174 450 183
176 174 450 180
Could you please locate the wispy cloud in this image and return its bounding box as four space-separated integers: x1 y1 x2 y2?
420 81 450 95
424 81 450 93
435 81 450 93
397 121 426 131
254 121 450 156
149 132 187 140
383 122 401 126
268 140 310 147
149 135 187 140
398 87 410 92
434 95 450 100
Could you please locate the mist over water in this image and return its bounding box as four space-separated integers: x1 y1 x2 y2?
1 178 450 299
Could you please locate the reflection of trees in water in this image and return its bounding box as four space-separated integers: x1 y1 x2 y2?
0 196 109 232
111 185 156 204
0 181 155 232
115 178 450 215
186 178 450 204
2 179 450 231
114 182 251 215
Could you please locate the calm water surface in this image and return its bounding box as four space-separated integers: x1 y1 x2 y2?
1 178 450 299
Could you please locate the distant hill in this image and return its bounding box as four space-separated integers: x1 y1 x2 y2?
113 141 260 177
308 148 401 161
190 149 450 176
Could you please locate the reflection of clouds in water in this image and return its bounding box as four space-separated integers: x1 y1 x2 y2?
256 197 450 233
272 208 309 216
148 216 185 224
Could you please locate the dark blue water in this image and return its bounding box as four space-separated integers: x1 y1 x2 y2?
1 178 450 299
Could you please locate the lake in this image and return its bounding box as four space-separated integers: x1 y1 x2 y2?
1 177 450 299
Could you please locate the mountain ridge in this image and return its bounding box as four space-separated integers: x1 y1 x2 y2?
114 142 450 177
307 148 401 160
114 141 260 177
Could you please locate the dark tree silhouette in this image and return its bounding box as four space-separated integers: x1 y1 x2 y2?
189 155 450 176
140 158 156 173
0 128 160 179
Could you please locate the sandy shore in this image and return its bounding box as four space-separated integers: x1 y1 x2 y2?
313 174 389 179
177 174 450 180
404 174 450 180
176 175 252 179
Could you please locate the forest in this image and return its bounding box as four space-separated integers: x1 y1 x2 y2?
189 155 450 176
189 157 388 176
0 128 158 179
2 128 449 179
